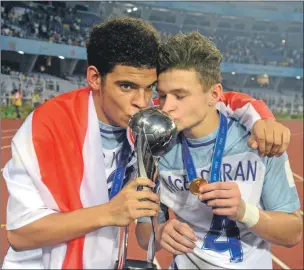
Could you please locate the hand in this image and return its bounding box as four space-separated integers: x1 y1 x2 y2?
198 182 245 221
107 178 160 227
157 219 197 255
248 119 291 157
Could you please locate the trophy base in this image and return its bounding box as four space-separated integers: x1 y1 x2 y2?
115 259 157 269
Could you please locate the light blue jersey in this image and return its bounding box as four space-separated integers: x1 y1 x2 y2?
99 121 136 193
144 118 300 269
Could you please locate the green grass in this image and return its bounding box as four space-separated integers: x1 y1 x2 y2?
274 112 303 121
1 105 34 119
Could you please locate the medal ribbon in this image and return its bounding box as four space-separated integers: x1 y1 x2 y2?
181 112 228 184
109 139 131 200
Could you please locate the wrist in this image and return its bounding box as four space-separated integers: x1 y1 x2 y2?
238 203 260 228
97 203 116 227
236 199 246 221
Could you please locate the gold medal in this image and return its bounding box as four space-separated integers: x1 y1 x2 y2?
189 178 208 195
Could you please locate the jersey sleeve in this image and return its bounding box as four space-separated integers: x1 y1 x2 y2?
216 91 275 131
261 152 300 213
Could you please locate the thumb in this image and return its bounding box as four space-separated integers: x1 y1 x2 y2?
248 133 258 150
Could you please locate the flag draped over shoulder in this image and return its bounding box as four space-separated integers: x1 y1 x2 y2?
3 88 119 269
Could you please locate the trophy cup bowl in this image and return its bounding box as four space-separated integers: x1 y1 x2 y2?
129 107 177 157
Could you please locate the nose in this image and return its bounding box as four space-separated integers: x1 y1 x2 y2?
161 96 175 116
132 90 149 110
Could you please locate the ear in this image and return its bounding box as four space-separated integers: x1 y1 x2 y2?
208 83 223 106
87 66 103 93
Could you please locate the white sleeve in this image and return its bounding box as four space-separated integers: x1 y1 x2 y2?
216 92 275 132
216 101 261 132
4 116 58 230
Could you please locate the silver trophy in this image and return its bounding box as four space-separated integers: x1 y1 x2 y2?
129 107 177 185
115 108 177 270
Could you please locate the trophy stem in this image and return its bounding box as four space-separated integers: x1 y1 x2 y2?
136 130 148 179
147 217 156 263
117 226 129 269
123 226 129 265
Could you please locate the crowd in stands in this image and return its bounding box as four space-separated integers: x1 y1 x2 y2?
1 64 302 116
244 89 303 115
1 2 303 68
1 2 92 47
161 31 303 67
1 2 303 116
1 65 87 106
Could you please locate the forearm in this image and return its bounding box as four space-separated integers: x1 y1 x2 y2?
221 91 275 120
248 209 302 247
135 222 164 252
7 203 113 251
219 92 275 131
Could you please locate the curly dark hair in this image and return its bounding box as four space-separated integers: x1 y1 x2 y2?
158 32 222 90
86 17 160 76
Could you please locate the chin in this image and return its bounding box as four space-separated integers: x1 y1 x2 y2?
173 120 182 131
108 117 126 128
120 118 131 128
116 120 127 128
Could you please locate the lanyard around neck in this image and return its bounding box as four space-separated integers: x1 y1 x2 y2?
181 112 228 185
109 139 131 200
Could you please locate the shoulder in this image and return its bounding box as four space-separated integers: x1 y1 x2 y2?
28 87 91 143
226 118 250 144
225 118 252 153
227 118 248 136
35 87 90 113
33 87 90 125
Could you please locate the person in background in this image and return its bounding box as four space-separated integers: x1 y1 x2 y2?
12 87 22 119
32 91 41 108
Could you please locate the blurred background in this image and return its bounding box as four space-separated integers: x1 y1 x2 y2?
0 1 303 119
0 1 303 269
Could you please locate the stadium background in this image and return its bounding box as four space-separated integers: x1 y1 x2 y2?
1 1 303 269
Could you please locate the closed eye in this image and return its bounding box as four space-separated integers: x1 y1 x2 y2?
176 95 185 100
147 82 157 92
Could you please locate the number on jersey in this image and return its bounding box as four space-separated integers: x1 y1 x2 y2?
202 215 243 263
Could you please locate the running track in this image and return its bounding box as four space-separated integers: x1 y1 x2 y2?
1 119 303 269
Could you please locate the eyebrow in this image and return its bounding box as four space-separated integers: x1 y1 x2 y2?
116 80 157 89
115 80 139 88
157 88 190 94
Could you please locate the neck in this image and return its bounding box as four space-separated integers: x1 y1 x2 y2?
93 90 113 126
183 109 219 139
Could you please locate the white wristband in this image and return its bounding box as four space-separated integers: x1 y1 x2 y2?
239 204 260 228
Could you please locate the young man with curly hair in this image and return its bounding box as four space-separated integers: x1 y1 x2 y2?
136 32 302 269
2 18 292 269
